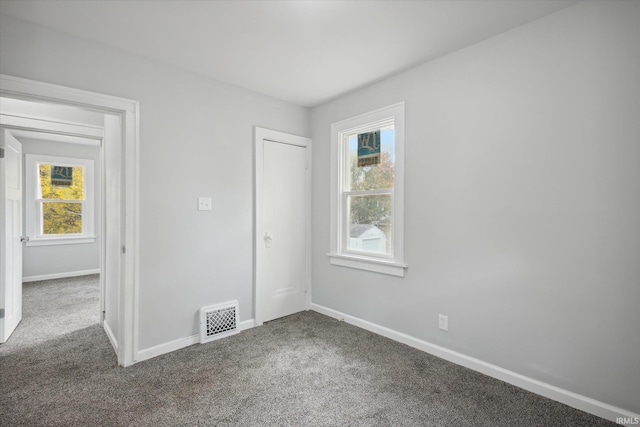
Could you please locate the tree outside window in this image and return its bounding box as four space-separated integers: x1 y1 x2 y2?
37 164 85 235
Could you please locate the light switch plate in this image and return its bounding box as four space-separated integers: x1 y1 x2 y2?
198 197 212 211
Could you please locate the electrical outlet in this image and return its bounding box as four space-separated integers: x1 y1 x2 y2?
438 314 448 331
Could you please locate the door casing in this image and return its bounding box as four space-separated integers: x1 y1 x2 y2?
0 74 140 367
0 131 22 342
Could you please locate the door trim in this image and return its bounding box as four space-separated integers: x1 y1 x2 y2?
254 127 312 326
0 74 140 367
0 131 23 342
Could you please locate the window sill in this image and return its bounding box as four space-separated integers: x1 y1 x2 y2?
327 253 406 277
25 236 96 247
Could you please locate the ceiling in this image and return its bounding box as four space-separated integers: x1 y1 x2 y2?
0 0 578 107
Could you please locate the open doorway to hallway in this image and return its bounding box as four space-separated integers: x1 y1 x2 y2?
1 74 139 366
1 96 103 346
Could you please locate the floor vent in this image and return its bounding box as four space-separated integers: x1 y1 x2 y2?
200 300 240 344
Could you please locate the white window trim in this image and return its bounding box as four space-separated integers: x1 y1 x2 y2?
329 102 406 277
25 153 96 246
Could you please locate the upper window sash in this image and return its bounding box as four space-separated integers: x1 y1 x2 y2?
340 121 394 193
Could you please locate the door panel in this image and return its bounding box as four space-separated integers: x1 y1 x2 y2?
257 133 310 324
1 130 23 343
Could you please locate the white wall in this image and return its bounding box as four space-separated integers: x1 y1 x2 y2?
18 137 101 279
0 14 310 351
311 1 639 415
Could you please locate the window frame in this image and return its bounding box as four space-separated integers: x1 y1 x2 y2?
329 102 406 277
25 153 96 246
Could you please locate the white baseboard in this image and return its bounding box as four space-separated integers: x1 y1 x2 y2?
311 303 639 424
22 269 100 283
135 318 256 364
103 319 118 353
238 318 257 332
136 333 200 363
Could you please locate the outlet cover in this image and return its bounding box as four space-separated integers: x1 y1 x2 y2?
198 197 212 211
438 314 448 331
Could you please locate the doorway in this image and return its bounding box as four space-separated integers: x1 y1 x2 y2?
1 99 103 346
254 127 311 325
0 74 139 366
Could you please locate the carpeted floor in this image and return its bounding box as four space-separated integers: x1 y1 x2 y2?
1 278 613 426
1 275 100 351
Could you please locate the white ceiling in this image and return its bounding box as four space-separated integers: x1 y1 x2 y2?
0 0 579 107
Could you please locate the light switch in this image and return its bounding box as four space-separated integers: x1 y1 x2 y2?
198 197 212 211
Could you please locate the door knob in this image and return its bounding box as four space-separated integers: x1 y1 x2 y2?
20 236 29 243
264 232 272 248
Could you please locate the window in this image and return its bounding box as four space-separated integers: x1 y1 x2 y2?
25 154 95 246
329 102 406 276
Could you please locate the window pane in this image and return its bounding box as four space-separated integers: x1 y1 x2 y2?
38 164 85 200
347 194 391 255
42 202 83 235
347 128 395 191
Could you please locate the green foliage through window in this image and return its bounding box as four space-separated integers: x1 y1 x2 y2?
38 164 85 235
349 151 394 225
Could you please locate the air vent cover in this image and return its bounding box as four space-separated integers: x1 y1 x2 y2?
200 300 240 344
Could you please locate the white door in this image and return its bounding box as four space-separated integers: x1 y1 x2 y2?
255 128 311 324
0 130 23 343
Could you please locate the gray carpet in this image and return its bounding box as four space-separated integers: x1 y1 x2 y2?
1 279 613 426
1 275 100 351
